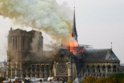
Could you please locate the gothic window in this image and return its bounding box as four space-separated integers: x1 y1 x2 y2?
113 65 117 72
103 74 105 77
97 65 100 72
27 67 31 72
32 74 35 77
86 65 89 73
37 73 40 77
32 65 35 72
108 65 111 72
23 72 26 77
12 69 15 77
102 65 105 72
37 65 40 71
28 73 30 77
46 65 49 76
41 65 44 72
92 65 95 72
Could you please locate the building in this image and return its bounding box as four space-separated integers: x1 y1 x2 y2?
119 65 124 73
6 28 76 81
6 11 120 81
79 47 120 78
0 62 6 77
6 29 44 78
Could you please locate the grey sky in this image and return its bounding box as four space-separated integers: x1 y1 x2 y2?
0 0 124 63
75 0 124 63
59 0 124 63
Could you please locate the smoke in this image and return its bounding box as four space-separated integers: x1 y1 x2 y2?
0 0 73 41
31 31 60 61
31 32 43 53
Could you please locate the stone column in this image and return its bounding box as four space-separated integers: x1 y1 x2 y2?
18 37 20 51
12 37 14 48
18 37 20 50
111 65 113 73
53 62 57 77
20 62 23 78
13 36 15 49
35 65 36 77
15 69 17 77
16 36 18 50
105 66 108 77
94 66 97 73
100 66 103 77
17 36 20 50
40 65 43 78
44 65 47 78
48 65 50 77
10 68 12 79
16 37 17 49
67 62 71 80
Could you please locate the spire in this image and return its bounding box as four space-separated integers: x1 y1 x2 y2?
111 42 113 50
72 6 78 41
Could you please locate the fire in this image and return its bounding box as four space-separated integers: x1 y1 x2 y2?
66 34 78 55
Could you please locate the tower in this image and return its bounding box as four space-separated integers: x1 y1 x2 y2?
72 7 78 41
6 28 43 78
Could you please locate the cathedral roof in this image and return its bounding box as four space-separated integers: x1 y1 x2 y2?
9 28 42 36
58 46 120 63
82 48 120 63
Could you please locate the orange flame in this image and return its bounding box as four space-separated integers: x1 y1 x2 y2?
66 34 78 54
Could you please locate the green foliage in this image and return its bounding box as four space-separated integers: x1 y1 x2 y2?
109 73 124 83
82 73 124 83
82 76 96 83
0 77 5 83
110 73 124 79
67 79 72 83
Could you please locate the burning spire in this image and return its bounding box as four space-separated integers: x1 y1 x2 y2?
66 7 78 55
72 6 78 41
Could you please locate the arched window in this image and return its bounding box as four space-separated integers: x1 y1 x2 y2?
102 65 105 72
113 65 117 72
41 65 44 78
41 65 44 72
107 65 111 72
86 65 89 73
97 65 100 72
32 65 35 72
92 65 95 72
37 65 40 71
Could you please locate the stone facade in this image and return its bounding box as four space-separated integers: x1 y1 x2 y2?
80 62 120 78
6 28 44 78
0 62 5 77
6 28 120 81
6 28 75 80
78 48 120 78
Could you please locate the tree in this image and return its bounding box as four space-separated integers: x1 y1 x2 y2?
82 73 124 83
82 76 96 83
67 79 72 83
0 77 5 83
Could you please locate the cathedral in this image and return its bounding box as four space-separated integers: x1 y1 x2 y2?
6 11 120 81
6 28 75 80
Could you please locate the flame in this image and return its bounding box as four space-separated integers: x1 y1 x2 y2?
66 34 78 54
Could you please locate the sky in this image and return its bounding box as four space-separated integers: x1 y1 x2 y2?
0 0 124 63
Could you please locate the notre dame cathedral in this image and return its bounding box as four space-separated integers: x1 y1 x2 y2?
6 12 120 81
